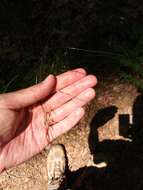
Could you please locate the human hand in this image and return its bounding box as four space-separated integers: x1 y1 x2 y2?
0 68 97 172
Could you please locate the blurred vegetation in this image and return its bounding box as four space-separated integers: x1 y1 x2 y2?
0 0 143 92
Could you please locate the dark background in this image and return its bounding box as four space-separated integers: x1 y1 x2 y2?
0 0 143 91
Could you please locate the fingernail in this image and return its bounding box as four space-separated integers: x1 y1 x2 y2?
73 68 86 75
75 107 85 116
84 88 96 98
42 74 55 83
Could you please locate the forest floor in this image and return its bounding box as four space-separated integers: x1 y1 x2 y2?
0 76 143 190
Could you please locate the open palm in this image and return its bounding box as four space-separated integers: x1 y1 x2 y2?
0 68 97 172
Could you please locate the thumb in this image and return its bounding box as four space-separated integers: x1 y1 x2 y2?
1 75 56 109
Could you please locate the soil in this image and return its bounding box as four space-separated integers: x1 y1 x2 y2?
0 77 143 190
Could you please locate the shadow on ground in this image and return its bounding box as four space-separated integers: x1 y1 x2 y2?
59 94 143 190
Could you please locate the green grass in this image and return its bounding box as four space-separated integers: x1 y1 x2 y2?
0 52 68 93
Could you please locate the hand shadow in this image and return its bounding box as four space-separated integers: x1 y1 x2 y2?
59 94 143 190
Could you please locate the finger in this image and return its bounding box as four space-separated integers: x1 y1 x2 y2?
48 107 85 141
56 68 86 90
0 68 86 109
1 75 56 109
44 75 97 111
50 88 95 123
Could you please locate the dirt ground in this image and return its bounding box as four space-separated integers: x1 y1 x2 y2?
0 78 143 190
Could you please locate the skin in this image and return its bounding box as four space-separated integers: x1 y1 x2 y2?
0 68 97 172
